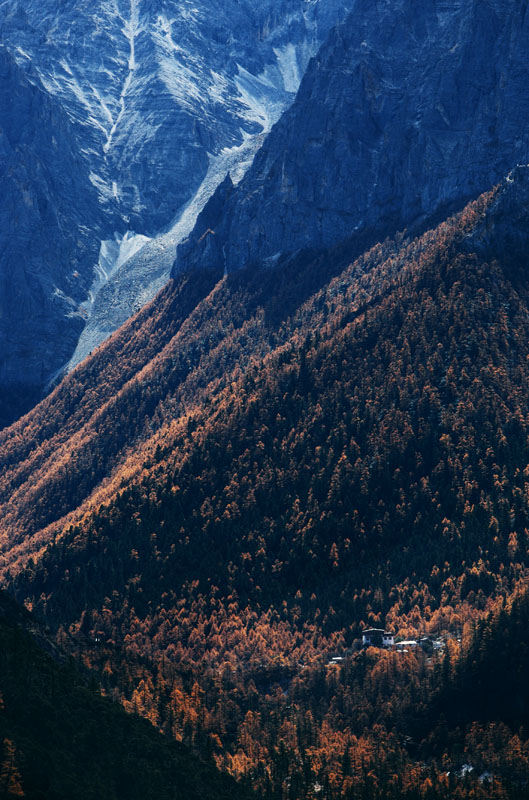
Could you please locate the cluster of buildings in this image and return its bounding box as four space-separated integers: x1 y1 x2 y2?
361 628 444 653
326 628 448 667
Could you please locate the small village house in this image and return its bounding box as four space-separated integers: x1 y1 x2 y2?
362 628 395 648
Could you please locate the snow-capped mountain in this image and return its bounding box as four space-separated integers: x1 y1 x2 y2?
0 0 353 402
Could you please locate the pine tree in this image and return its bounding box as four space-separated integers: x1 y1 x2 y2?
0 739 24 799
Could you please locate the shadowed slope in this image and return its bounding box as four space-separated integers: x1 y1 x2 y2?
3 169 529 624
0 590 254 800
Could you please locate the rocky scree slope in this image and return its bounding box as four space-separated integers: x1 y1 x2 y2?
0 0 353 416
178 0 529 275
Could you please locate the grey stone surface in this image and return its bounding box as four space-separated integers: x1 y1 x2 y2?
0 0 354 420
177 0 529 276
0 48 105 426
1 0 354 236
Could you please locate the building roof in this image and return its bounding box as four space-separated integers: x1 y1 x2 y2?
362 628 394 635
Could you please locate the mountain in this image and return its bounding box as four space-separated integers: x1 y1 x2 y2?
5 1 529 795
0 47 105 428
4 167 529 619
4 0 529 427
2 163 529 795
0 590 255 800
3 0 528 426
178 0 529 275
0 0 353 423
1 0 351 235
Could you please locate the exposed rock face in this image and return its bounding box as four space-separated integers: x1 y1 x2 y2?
4 0 529 425
0 48 104 427
1 0 354 236
0 0 353 418
177 0 529 275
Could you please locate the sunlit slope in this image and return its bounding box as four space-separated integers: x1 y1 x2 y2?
1 169 529 642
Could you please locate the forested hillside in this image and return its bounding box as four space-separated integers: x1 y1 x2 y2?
2 168 529 795
0 590 253 800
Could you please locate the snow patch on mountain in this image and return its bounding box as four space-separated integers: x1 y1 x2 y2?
158 57 203 110
273 43 302 93
0 0 356 396
103 0 141 152
80 230 151 317
89 172 115 203
208 70 230 104
67 130 268 370
235 65 282 131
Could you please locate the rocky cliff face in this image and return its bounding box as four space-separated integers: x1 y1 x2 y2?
0 48 105 427
1 0 352 235
4 0 529 424
0 0 353 422
177 0 529 275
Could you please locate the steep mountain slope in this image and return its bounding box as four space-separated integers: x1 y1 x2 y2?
0 47 105 428
0 0 353 403
4 0 529 427
2 0 348 235
5 169 529 614
178 0 529 275
2 167 529 794
0 590 255 800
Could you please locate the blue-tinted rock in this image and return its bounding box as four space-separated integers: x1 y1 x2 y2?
177 0 529 275
0 48 105 426
0 0 354 420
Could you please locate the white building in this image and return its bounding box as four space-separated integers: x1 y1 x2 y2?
395 640 418 652
362 628 395 648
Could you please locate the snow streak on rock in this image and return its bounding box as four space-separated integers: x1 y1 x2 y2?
67 132 268 369
0 0 355 398
103 0 140 155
